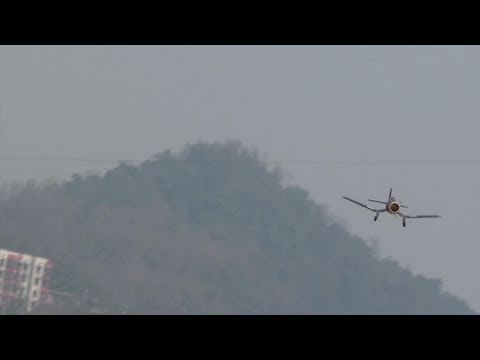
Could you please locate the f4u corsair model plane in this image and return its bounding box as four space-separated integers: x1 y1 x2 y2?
343 188 441 227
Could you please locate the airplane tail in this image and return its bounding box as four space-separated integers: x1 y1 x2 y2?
388 187 393 200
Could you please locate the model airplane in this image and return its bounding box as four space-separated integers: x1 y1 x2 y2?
343 188 441 227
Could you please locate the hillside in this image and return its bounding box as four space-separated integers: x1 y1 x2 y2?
0 141 474 314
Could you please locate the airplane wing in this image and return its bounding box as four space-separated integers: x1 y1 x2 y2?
343 196 382 212
398 212 441 219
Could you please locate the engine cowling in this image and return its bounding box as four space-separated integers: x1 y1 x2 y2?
388 201 401 214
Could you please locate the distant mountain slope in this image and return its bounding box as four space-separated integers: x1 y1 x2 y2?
0 141 474 314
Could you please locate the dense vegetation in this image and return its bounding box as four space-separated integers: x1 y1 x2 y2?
0 141 474 314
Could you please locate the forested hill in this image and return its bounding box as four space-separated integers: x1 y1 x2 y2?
0 141 474 314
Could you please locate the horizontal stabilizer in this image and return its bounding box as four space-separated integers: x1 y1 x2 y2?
368 199 387 205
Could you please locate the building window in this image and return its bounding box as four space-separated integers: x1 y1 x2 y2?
21 274 26 282
33 290 38 298
34 277 40 286
36 265 41 274
23 263 28 270
0 258 4 267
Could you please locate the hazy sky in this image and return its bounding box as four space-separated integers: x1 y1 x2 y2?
1 45 479 311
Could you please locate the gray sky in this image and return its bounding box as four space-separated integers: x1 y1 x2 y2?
1 45 479 310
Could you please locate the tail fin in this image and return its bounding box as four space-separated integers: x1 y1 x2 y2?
388 188 392 200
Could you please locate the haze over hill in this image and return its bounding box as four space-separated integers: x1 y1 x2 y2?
0 141 474 314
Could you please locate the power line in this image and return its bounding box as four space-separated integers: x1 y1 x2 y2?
0 156 480 165
0 156 127 164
